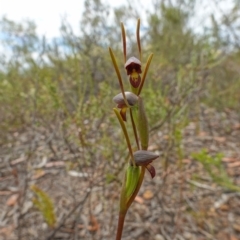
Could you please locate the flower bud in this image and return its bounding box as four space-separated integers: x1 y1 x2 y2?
133 150 159 166
113 92 138 107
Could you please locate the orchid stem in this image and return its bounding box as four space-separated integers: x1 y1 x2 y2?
113 108 135 166
130 108 140 150
116 167 145 240
116 212 126 240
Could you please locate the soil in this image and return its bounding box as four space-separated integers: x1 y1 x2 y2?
1 106 240 240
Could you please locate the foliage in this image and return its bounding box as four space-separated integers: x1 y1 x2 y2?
1 0 240 142
31 185 56 228
192 149 240 192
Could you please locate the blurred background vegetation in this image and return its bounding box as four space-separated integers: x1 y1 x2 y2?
1 0 240 169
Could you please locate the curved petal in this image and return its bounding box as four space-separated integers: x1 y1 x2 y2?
125 57 141 68
130 74 141 88
120 107 128 122
146 164 156 178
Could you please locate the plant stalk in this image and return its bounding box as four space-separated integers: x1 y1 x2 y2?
116 212 126 240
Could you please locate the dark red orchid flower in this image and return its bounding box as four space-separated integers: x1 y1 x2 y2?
125 57 142 88
113 92 138 121
133 150 159 178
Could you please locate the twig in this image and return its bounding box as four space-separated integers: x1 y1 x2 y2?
186 179 217 191
214 192 240 209
198 228 217 240
17 135 38 240
46 190 91 240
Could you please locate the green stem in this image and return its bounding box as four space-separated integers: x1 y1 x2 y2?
116 166 145 240
130 108 140 150
116 212 126 240
113 108 135 166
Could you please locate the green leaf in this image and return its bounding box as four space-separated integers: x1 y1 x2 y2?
119 165 140 212
125 165 141 200
31 185 56 228
192 150 240 192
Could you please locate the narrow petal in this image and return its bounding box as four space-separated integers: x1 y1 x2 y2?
120 107 128 121
121 23 127 63
136 18 142 61
137 53 153 96
146 164 156 178
109 48 129 107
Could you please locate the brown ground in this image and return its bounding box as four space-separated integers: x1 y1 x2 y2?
1 106 240 240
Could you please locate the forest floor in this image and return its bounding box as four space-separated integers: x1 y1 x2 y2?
1 106 240 240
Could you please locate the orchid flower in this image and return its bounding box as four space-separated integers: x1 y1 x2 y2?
109 19 158 240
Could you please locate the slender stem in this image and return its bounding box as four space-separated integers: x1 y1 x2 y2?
116 212 126 240
121 23 127 63
136 18 142 62
116 167 145 240
130 108 140 150
137 96 149 150
113 108 135 166
138 53 153 96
